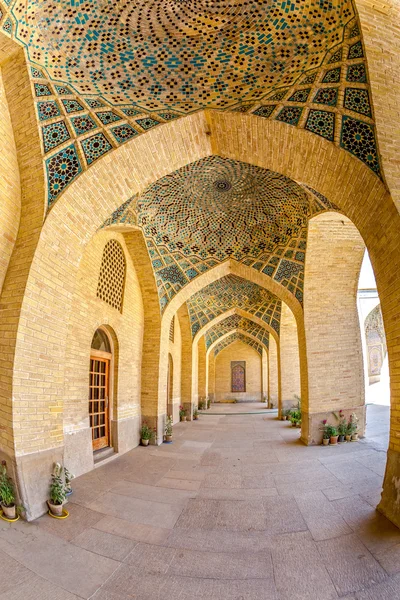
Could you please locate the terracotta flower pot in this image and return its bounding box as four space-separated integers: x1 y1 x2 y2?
141 439 149 446
351 433 359 441
322 438 329 446
1 504 16 519
165 435 172 442
345 435 351 442
47 500 64 516
330 435 339 445
181 416 187 422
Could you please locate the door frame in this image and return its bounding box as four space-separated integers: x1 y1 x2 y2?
89 326 115 451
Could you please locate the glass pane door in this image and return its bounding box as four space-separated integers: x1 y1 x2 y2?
89 357 109 450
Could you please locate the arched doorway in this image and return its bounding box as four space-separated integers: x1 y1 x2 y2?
167 353 173 417
89 328 113 451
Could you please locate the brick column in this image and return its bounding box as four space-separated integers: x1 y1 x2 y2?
303 214 365 445
197 336 207 408
280 302 301 414
207 350 216 404
268 336 280 411
178 304 194 420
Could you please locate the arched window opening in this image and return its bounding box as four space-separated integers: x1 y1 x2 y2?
96 239 126 312
231 361 246 393
89 328 113 451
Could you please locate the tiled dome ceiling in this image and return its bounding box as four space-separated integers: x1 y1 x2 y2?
205 314 270 350
19 0 355 112
214 331 264 356
187 274 282 337
105 156 336 310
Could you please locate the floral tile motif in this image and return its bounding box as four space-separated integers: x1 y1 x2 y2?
34 83 52 97
276 106 303 126
158 112 178 120
2 18 12 34
305 110 335 141
349 24 360 38
37 100 61 121
80 133 113 165
346 63 367 83
54 85 72 95
253 105 277 118
327 47 342 64
110 124 138 144
46 144 82 205
348 40 363 59
313 88 338 107
268 89 288 101
322 67 341 83
301 73 317 84
340 116 380 176
343 88 372 117
70 115 98 135
288 89 311 103
95 111 122 125
135 117 160 130
121 108 141 117
31 66 44 78
62 99 84 113
42 120 70 153
86 99 106 108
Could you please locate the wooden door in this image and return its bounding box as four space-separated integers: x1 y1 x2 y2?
89 356 109 450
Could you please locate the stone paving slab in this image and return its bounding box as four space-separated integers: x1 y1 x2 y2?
0 404 396 600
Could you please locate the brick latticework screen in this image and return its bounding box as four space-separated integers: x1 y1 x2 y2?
96 240 126 312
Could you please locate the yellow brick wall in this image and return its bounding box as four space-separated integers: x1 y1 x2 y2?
0 66 20 295
197 337 207 402
63 230 144 432
268 336 280 408
215 340 262 402
304 213 365 414
356 0 400 211
168 313 182 423
280 302 301 408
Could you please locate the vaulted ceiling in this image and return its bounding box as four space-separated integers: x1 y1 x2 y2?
0 1 382 207
205 315 270 351
213 332 264 357
103 156 338 311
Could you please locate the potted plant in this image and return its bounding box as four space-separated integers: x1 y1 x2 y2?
0 461 18 520
349 413 359 441
327 425 339 445
193 408 199 420
179 406 187 422
164 415 173 442
321 421 330 445
338 411 347 443
64 467 74 496
140 423 153 446
207 397 211 409
48 462 66 517
198 400 205 410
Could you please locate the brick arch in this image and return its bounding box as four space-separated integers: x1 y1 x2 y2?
0 33 45 458
207 329 269 358
10 110 400 525
192 307 280 349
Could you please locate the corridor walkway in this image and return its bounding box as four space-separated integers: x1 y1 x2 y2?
0 405 399 600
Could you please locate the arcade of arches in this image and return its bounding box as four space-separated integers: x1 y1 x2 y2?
1 0 400 593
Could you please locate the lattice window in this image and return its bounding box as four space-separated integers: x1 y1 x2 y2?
97 240 126 312
169 316 175 342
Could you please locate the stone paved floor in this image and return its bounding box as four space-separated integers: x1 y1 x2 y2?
1 404 399 600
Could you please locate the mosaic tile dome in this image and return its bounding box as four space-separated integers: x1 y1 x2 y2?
214 332 263 356
138 155 310 260
205 314 270 350
19 0 355 113
187 274 281 337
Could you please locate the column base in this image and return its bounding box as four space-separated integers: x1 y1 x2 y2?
301 405 366 445
378 448 400 529
183 402 193 421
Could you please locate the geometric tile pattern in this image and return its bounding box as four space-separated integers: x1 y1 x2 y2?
46 144 82 206
187 275 281 337
343 88 372 117
42 121 70 153
340 117 380 176
0 4 381 203
214 332 263 357
80 133 113 166
205 315 270 350
136 156 322 309
305 110 336 141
